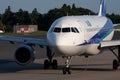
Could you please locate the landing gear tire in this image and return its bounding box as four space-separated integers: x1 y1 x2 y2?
52 59 58 69
44 59 58 69
46 47 58 69
44 60 50 69
63 67 71 75
113 59 119 70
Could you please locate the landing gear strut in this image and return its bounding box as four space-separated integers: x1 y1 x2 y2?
62 56 72 75
110 46 120 70
44 47 58 69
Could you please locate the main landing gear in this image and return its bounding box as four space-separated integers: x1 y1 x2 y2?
110 46 120 70
44 47 58 69
62 56 72 75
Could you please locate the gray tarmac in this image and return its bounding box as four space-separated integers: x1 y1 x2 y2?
0 32 120 80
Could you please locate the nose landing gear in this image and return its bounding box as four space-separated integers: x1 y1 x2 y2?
62 56 72 75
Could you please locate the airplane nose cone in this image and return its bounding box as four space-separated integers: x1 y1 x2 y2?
47 34 81 56
53 36 79 55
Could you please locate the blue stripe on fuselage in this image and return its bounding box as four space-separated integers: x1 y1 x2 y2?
78 19 114 46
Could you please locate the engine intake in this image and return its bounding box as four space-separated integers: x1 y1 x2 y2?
14 45 35 66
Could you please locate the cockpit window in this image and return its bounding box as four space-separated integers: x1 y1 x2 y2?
74 27 79 33
62 28 70 33
71 27 76 33
53 27 79 33
71 27 79 33
53 28 61 33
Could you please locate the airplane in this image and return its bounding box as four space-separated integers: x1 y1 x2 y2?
0 0 120 75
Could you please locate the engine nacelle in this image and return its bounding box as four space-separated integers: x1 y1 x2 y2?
14 45 35 66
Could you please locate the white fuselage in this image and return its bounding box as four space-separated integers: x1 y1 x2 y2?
47 15 114 56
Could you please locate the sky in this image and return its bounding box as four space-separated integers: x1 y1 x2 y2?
0 0 120 14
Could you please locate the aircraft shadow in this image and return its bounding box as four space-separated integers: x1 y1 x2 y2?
0 60 115 73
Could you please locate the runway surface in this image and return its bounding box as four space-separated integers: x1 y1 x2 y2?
0 32 120 80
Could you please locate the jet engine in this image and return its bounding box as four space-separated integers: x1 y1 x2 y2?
14 45 35 66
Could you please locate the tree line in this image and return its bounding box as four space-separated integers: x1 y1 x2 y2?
0 4 120 32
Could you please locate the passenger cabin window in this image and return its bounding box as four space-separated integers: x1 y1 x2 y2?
54 28 61 33
86 20 92 27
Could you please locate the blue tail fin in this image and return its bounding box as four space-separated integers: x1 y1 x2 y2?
98 0 106 16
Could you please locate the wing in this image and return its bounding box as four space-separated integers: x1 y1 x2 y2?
0 36 48 46
100 40 120 48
